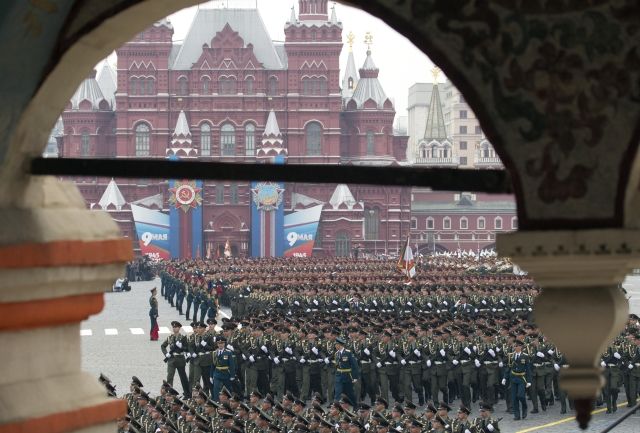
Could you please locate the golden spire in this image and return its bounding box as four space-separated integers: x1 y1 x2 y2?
364 31 373 51
347 31 355 52
431 66 441 83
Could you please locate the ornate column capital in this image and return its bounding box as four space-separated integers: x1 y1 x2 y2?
498 229 640 287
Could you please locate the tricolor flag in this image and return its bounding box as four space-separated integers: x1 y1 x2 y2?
224 239 232 257
397 235 416 279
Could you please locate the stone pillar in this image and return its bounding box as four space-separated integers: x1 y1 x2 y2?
498 229 639 428
0 176 131 432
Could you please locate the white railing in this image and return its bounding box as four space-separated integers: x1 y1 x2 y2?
414 157 459 165
474 157 503 166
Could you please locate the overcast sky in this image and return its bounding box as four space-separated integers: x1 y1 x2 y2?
164 0 437 118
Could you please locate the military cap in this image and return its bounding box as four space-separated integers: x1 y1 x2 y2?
105 383 117 397
330 402 344 412
230 393 242 402
251 390 263 399
198 391 208 400
171 321 182 328
283 392 295 402
220 387 232 398
239 403 251 412
99 373 112 384
514 340 525 347
190 321 197 328
339 396 353 406
404 401 417 410
180 404 190 412
374 397 389 408
283 408 297 418
438 401 451 412
319 418 334 429
409 419 424 429
207 318 217 325
432 415 447 426
205 399 220 408
458 406 471 415
137 390 150 401
311 392 324 404
358 403 371 411
274 403 285 412
312 403 326 414
391 404 404 414
382 330 393 337
335 336 347 345
151 287 157 293
217 335 228 342
131 376 144 388
219 412 234 420
479 402 494 412
264 394 275 405
376 419 390 428
196 321 207 329
296 416 310 426
425 404 437 414
294 398 306 407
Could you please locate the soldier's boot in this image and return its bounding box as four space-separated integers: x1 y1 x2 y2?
441 388 449 406
560 396 567 414
612 391 619 412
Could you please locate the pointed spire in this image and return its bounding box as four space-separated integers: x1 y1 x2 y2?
289 5 297 24
348 36 392 110
97 61 117 109
330 3 338 24
329 184 357 209
262 110 283 148
99 178 127 210
342 36 358 100
171 110 192 146
423 70 448 141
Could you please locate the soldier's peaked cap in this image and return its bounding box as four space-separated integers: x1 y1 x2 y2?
131 376 143 388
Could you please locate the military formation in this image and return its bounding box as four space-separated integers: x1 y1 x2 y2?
108 254 640 432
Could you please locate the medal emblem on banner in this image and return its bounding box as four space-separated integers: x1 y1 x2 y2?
169 180 202 212
251 182 284 212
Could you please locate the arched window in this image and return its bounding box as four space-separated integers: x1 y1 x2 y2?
477 216 486 229
335 232 351 257
177 77 188 96
426 217 434 230
302 77 327 95
348 77 354 90
268 77 278 96
443 217 451 230
200 123 211 156
364 208 379 240
512 217 518 230
129 77 139 95
305 122 322 156
201 77 210 95
81 130 90 156
219 77 237 95
411 218 417 229
366 131 375 155
135 123 150 156
494 216 503 230
245 123 255 156
221 124 236 156
245 77 254 95
460 217 468 230
145 78 155 95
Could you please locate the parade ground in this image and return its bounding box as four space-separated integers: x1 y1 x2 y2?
81 278 640 433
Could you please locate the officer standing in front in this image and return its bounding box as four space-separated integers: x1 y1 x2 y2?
505 340 531 420
211 336 236 401
334 336 359 406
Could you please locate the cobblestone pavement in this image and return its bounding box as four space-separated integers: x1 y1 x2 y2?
82 278 640 433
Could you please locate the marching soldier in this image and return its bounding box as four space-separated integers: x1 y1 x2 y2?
334 336 360 405
161 321 192 398
504 340 531 421
400 330 424 406
430 331 450 405
374 330 399 403
192 322 215 395
211 336 236 401
529 336 552 413
471 403 500 433
450 406 471 433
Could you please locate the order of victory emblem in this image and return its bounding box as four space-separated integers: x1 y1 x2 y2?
169 180 202 212
251 182 284 212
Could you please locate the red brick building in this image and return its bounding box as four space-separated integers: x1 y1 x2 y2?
59 2 419 258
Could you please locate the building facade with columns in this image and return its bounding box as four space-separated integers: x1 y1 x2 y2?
59 2 416 257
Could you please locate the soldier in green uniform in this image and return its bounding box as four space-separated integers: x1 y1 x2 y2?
471 403 500 433
429 331 450 405
528 336 552 413
374 330 399 403
191 322 215 396
161 321 192 398
450 406 470 433
400 331 424 406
